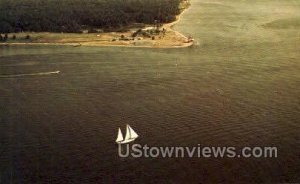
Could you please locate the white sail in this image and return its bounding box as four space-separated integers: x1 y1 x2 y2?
115 128 124 143
124 125 131 140
128 125 138 139
116 125 138 144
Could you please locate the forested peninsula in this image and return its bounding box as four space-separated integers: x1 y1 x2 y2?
0 0 185 33
0 0 193 48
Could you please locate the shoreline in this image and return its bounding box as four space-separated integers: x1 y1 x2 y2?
0 2 193 49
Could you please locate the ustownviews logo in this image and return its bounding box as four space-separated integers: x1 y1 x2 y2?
116 125 278 159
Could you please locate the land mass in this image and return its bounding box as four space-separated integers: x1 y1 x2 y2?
0 0 193 48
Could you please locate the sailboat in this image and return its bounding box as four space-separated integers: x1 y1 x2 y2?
116 124 138 144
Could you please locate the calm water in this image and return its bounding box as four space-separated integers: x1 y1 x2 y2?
0 0 299 183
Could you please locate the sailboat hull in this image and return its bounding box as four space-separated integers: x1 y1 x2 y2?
118 138 136 144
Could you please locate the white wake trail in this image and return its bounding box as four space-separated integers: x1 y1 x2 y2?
0 71 60 78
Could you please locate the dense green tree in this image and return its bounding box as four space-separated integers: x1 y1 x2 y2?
4 33 8 40
0 0 183 33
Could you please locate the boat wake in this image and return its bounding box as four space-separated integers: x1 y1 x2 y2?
0 71 60 78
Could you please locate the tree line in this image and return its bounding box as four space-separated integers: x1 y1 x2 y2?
0 0 182 33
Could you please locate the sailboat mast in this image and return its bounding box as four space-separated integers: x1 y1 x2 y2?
127 124 131 139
